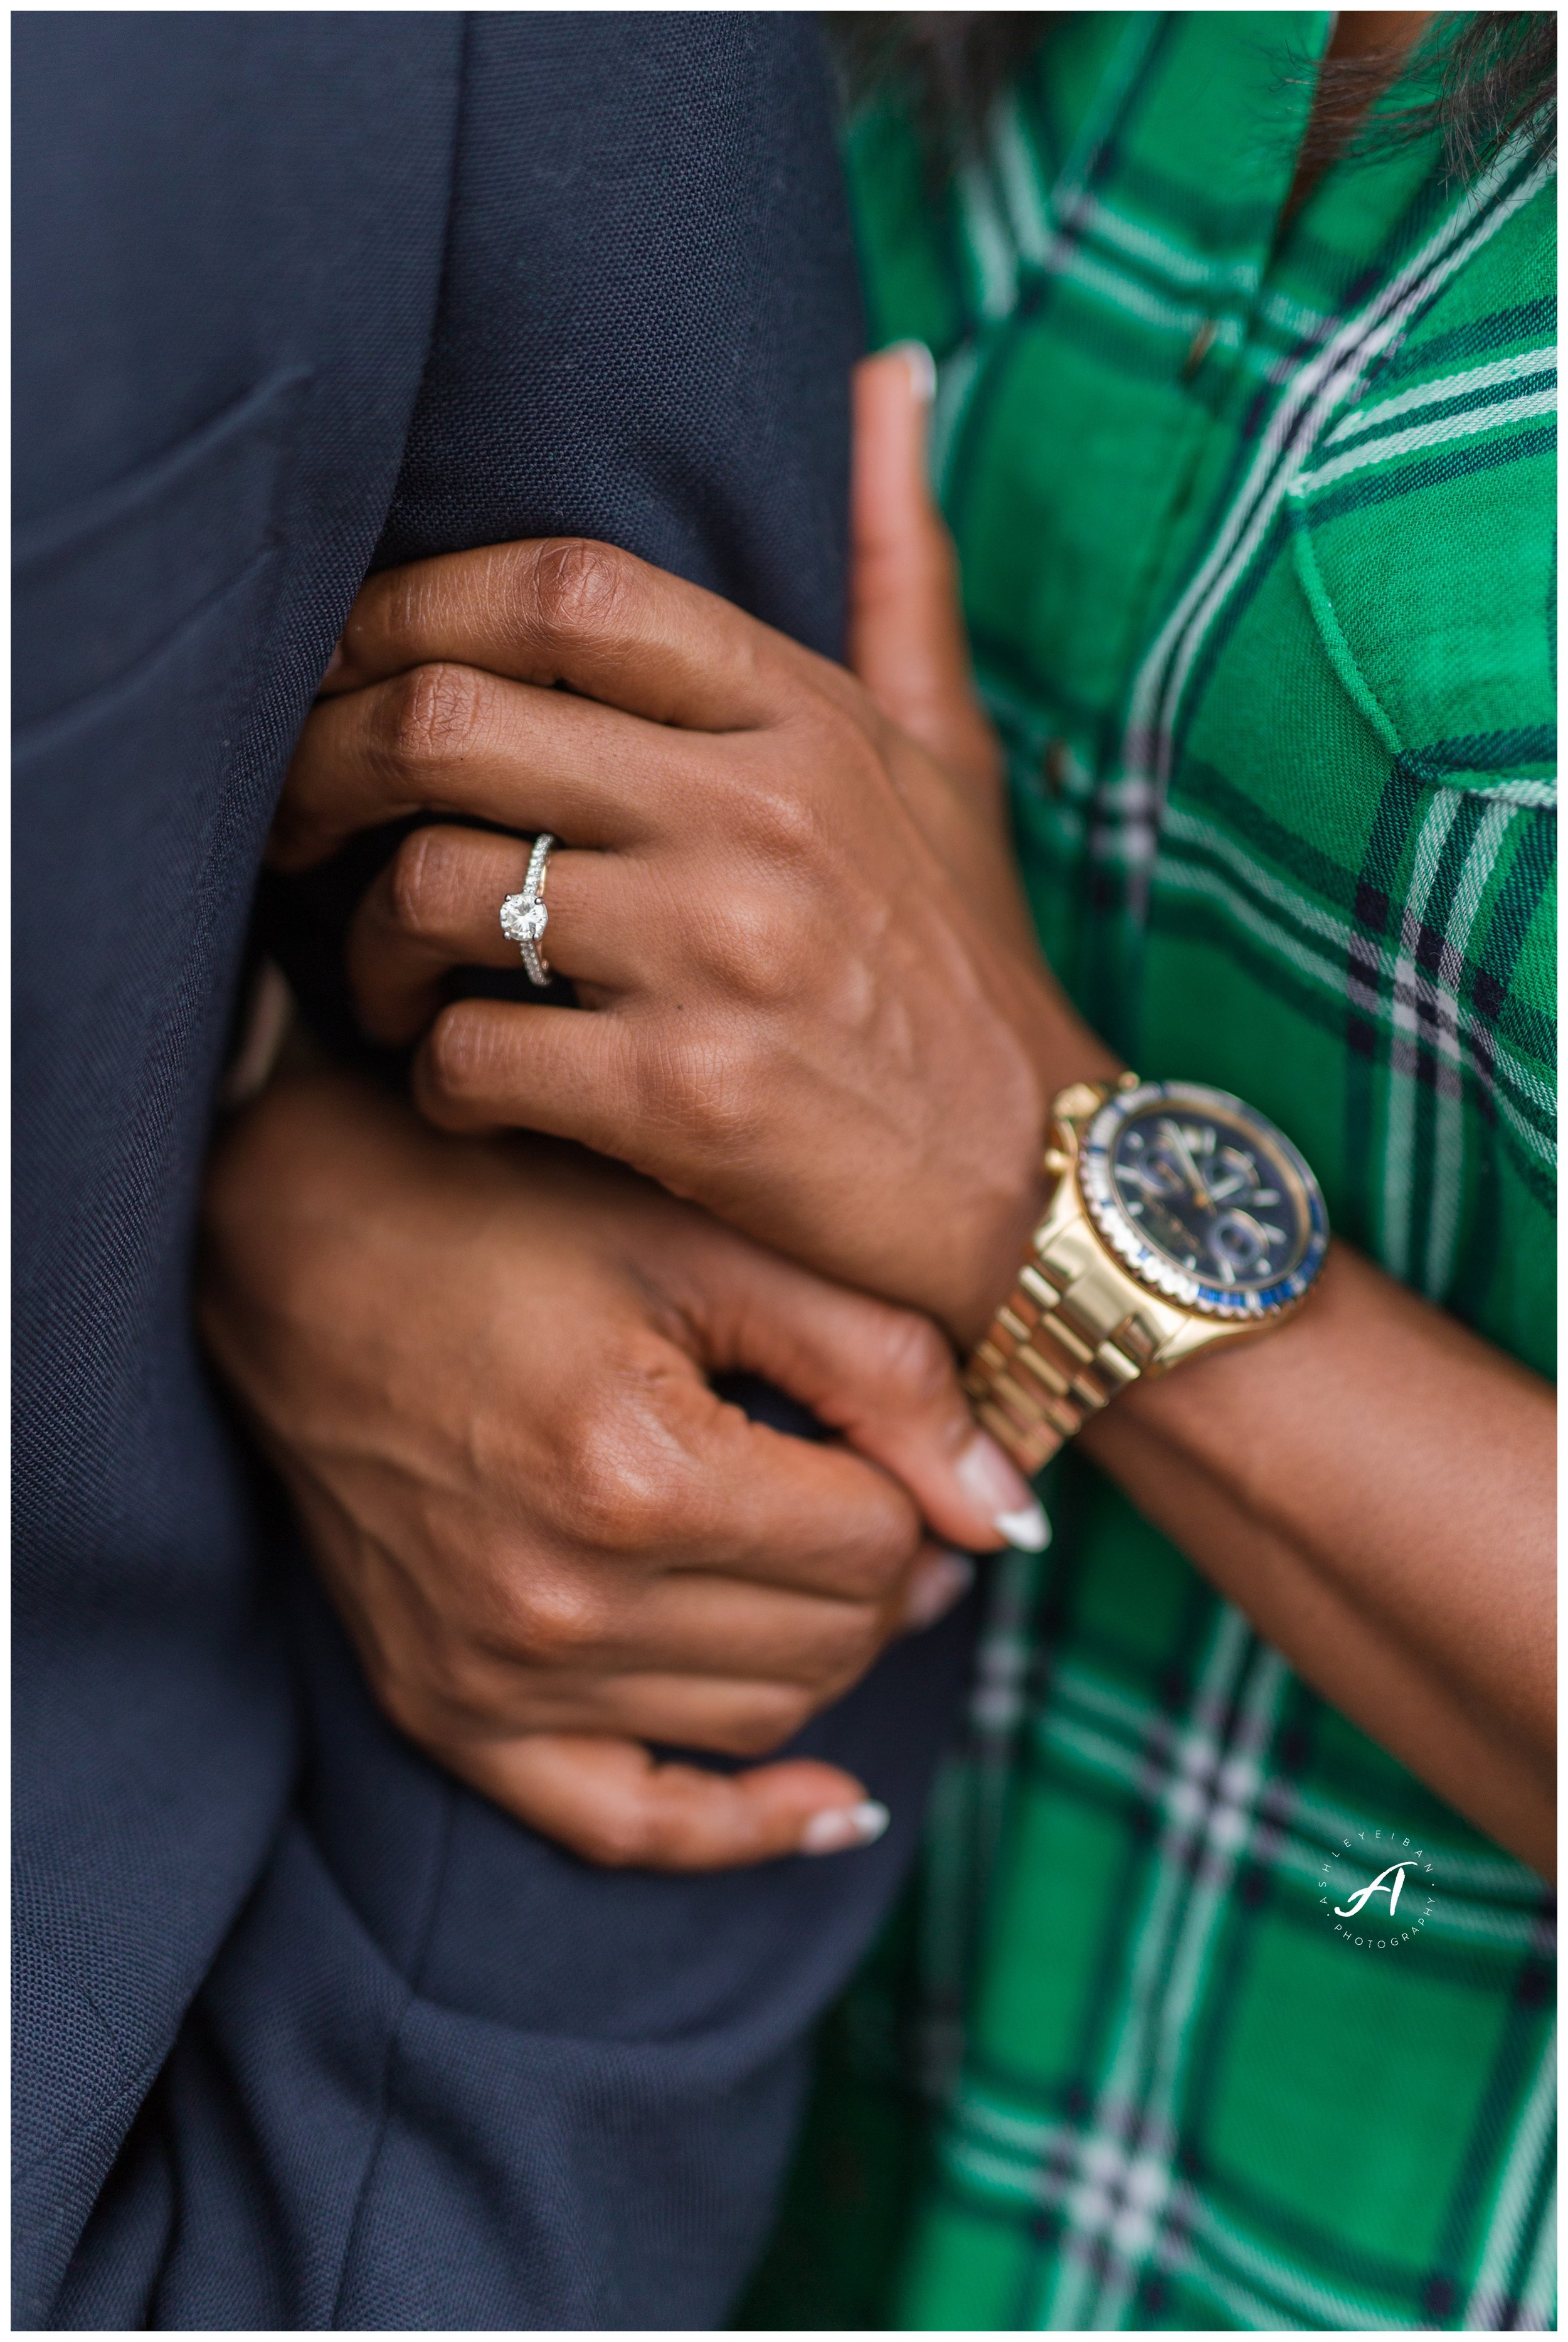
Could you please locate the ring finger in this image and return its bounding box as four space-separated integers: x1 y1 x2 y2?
347 824 652 1044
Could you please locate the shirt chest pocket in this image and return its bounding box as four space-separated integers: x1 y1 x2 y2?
1284 363 1556 810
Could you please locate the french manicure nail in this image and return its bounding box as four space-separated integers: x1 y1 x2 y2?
901 1548 976 1632
995 1503 1052 1553
890 338 937 405
956 1430 1052 1552
322 639 349 686
800 1799 891 1856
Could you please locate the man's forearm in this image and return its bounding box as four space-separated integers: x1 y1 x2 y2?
1083 1242 1554 1871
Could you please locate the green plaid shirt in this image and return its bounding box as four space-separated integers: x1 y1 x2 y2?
743 14 1555 2331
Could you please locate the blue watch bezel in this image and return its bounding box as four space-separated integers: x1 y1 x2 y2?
1078 1079 1329 1320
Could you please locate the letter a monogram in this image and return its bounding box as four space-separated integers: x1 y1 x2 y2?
1335 1862 1407 1920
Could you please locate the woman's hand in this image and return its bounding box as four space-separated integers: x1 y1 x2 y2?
849 356 1553 1873
200 1065 1043 1870
270 362 1115 1346
262 353 1554 1871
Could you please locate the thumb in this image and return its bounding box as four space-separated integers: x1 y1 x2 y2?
697 1233 1051 1558
849 344 1000 797
450 1732 892 1871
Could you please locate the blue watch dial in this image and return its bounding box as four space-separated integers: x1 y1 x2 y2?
1080 1082 1327 1319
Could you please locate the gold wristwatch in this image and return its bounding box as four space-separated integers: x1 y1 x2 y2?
965 1074 1328 1474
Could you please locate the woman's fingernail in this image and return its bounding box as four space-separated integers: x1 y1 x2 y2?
800 1800 891 1856
890 338 936 405
322 638 349 686
956 1430 1052 1552
901 1548 976 1632
995 1503 1052 1552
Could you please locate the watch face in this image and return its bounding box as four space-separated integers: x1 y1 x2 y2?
1079 1082 1328 1318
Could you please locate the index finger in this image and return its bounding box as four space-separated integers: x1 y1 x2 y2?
646 1361 931 1607
451 1732 891 1871
327 538 820 733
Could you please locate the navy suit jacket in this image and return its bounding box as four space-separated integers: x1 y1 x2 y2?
15 14 975 2329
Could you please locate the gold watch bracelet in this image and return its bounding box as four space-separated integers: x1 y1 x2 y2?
964 1077 1212 1476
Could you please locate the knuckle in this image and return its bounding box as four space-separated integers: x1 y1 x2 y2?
507 1573 610 1665
379 565 447 647
641 1030 707 1123
820 1604 887 1685
559 1449 657 1556
736 705 874 858
387 828 464 942
640 1029 755 1158
868 1308 958 1414
524 538 633 649
554 1374 701 1556
715 1685 817 1760
421 1001 494 1102
705 894 803 1007
378 661 486 783
737 770 823 866
833 1510 920 1604
573 1807 659 1870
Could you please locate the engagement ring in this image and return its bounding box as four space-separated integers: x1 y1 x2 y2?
499 832 556 987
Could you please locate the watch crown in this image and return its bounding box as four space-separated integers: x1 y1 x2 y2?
1043 1147 1071 1176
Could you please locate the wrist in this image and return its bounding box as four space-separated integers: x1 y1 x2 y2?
953 1039 1125 1351
964 1071 1330 1481
951 1164 1052 1351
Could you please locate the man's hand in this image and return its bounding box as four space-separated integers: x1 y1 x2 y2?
199 1065 1044 1870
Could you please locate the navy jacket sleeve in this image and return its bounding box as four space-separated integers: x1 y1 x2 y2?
14 18 974 2328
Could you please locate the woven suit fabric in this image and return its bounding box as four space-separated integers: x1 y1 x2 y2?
13 15 979 2328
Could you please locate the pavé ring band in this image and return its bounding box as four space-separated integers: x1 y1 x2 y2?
499 833 556 987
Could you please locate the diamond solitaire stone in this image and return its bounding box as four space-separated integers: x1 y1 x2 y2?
499 895 548 946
